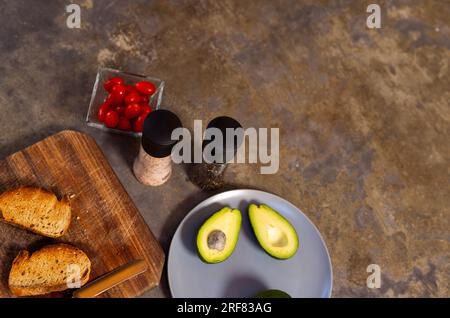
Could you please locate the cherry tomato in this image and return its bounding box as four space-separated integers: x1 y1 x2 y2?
125 84 137 94
133 114 147 132
111 84 127 104
117 117 131 131
104 77 124 92
104 110 119 128
97 102 111 122
135 81 156 96
104 94 115 107
124 103 141 119
124 92 142 104
141 95 149 104
115 105 125 115
140 104 152 116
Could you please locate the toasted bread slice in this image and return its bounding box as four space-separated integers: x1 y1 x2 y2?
8 244 91 296
0 187 71 238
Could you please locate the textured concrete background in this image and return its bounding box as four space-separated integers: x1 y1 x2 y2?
0 0 449 297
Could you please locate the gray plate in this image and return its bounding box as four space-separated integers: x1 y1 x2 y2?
168 189 333 298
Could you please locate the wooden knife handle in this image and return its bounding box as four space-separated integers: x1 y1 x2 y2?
73 259 148 298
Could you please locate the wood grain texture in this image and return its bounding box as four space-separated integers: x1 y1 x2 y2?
0 130 165 298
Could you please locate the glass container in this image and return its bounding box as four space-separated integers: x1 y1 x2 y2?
86 67 164 137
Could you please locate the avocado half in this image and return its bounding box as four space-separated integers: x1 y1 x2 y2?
196 207 242 263
248 204 299 259
254 289 292 298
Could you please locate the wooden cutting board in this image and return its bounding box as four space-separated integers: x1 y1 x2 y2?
0 130 164 297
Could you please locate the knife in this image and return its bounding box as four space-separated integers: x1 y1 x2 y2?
72 259 148 298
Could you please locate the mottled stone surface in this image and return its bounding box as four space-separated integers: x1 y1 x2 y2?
0 1 448 297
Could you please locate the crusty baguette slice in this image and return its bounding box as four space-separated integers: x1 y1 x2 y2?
0 187 71 238
9 244 91 296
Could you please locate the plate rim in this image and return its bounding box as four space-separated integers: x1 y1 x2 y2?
167 188 333 298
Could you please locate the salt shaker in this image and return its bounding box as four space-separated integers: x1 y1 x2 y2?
188 116 242 190
133 109 182 186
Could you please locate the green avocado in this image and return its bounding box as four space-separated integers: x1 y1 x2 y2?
254 289 292 298
196 207 242 263
248 204 299 259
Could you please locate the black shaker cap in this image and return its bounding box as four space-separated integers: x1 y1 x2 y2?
142 109 182 158
203 116 243 162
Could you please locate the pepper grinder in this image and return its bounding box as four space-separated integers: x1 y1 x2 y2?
188 116 243 190
133 109 182 186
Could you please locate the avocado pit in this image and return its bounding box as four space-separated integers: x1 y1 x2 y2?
207 230 226 251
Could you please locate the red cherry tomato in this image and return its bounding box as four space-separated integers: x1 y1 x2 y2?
104 110 119 128
111 84 127 104
115 105 125 115
124 92 142 104
140 104 152 116
135 81 156 96
104 77 124 92
117 117 131 131
141 95 149 104
133 114 147 132
125 84 137 94
124 103 141 119
104 94 115 107
97 102 111 122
